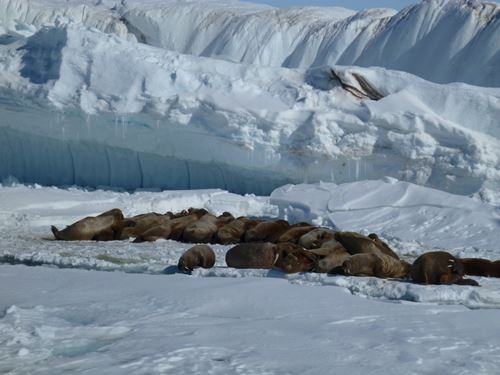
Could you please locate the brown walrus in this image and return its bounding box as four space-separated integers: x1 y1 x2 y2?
133 211 205 243
410 251 479 286
51 208 124 241
309 241 350 273
342 253 411 278
274 243 317 274
215 217 258 245
367 233 400 259
178 245 216 273
278 224 316 244
298 228 337 249
226 242 279 269
334 231 399 259
115 212 171 240
244 220 291 243
461 258 500 278
182 213 219 243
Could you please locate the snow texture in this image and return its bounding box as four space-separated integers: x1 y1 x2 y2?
1 182 500 374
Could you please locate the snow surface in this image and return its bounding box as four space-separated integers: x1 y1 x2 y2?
0 16 499 196
1 181 500 374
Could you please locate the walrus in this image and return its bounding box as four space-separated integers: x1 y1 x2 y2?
51 208 124 241
177 245 216 273
274 243 318 274
298 228 337 249
244 220 291 243
334 231 399 259
226 242 279 269
461 258 500 278
215 217 254 245
342 253 411 279
115 212 170 240
368 233 400 259
310 241 351 273
182 212 219 243
133 211 204 243
278 224 316 244
410 251 479 286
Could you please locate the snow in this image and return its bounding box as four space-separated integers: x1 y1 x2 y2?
1 181 500 373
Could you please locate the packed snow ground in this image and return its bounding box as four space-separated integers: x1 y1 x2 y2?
1 181 500 374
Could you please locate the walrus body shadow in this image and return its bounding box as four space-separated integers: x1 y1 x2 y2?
410 251 479 286
51 208 124 241
178 245 216 273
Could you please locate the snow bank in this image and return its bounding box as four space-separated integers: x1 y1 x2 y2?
0 23 499 195
1 0 498 87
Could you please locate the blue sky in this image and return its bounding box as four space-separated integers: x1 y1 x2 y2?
248 0 418 10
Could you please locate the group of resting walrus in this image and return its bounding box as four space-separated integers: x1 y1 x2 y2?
51 207 500 286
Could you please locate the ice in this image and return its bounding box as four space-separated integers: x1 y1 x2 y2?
0 23 499 195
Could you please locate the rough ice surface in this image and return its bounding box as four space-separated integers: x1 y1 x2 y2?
0 7 499 195
1 182 500 374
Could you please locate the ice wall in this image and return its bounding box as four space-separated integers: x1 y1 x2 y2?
0 11 499 196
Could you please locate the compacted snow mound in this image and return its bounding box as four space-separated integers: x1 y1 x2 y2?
0 23 499 195
1 0 499 87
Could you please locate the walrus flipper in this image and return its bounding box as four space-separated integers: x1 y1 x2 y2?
51 225 63 240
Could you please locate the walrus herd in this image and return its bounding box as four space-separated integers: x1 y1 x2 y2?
51 207 500 287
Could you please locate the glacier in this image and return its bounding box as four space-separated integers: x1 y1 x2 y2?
0 0 499 197
1 0 499 86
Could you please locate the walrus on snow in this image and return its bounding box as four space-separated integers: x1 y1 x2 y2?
298 228 337 249
178 245 216 273
115 212 171 240
309 240 350 273
460 258 500 278
51 208 124 241
215 217 258 245
182 212 219 243
278 224 315 244
244 220 291 243
410 251 479 286
335 231 399 259
274 243 318 274
342 253 411 279
134 210 206 243
226 242 279 269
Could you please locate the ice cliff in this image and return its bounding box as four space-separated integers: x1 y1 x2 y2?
0 0 499 196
